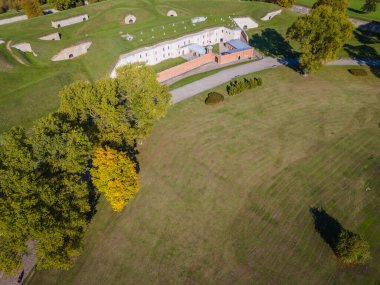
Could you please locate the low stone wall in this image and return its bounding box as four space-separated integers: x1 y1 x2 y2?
51 41 92 61
157 53 215 82
51 14 88 28
216 49 254 64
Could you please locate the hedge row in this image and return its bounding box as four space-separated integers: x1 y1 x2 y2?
348 69 368 76
226 77 262 96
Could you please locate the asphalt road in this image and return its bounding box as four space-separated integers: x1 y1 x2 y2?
170 57 380 104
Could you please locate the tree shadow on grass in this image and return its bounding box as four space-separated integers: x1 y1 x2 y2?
348 7 366 15
310 207 345 254
353 29 380 45
344 43 380 78
250 28 301 72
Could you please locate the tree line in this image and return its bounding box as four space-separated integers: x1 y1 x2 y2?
0 0 103 17
0 64 171 274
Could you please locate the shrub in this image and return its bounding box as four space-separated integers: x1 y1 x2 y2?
226 77 263 96
337 230 371 264
205 92 224 105
348 69 368 76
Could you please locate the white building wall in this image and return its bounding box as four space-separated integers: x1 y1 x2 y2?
111 27 241 77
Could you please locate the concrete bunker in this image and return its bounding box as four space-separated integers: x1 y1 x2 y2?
12 42 37 56
51 14 89 28
39 32 61 41
125 14 136 24
261 10 282 21
232 17 258 30
51 41 92 61
167 10 177 17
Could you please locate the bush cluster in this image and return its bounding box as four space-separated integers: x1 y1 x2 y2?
205 92 224 105
337 230 371 264
226 77 262 96
348 69 368 76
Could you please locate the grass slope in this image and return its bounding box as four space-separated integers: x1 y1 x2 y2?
29 66 380 285
0 0 280 132
0 0 379 133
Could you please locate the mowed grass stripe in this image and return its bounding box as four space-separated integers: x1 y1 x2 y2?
29 66 380 285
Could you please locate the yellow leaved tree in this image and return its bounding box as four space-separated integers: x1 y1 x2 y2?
91 146 139 212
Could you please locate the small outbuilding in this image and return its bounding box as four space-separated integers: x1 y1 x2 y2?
167 10 177 17
125 14 136 24
188 44 206 56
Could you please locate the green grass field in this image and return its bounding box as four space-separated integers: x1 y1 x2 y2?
1 0 379 133
0 0 282 132
28 66 380 284
296 0 380 21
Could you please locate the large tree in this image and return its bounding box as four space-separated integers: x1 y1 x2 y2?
312 0 348 12
276 0 294 8
47 0 75 10
0 114 93 273
337 230 371 264
21 0 42 18
59 63 171 145
362 0 377 13
91 146 139 212
286 5 354 74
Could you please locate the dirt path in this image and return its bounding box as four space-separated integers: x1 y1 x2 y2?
6 40 27 65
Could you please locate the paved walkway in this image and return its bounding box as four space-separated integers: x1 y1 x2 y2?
171 57 280 103
170 57 380 104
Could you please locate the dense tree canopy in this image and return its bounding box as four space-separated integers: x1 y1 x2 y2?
286 5 354 74
0 63 170 274
47 0 76 10
21 0 42 18
91 146 139 212
312 0 348 12
276 0 294 8
337 230 371 264
0 114 93 273
59 63 171 145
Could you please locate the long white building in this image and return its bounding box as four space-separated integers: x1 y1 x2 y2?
110 26 243 78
